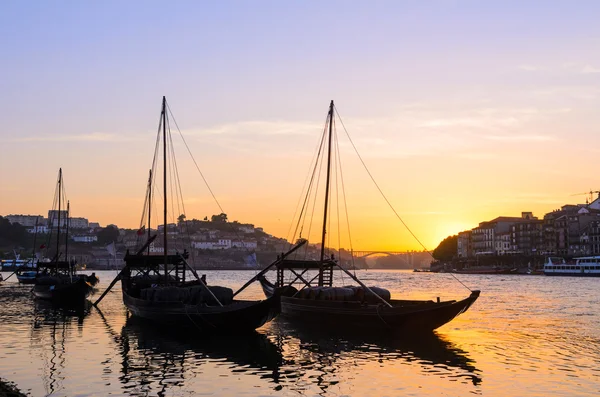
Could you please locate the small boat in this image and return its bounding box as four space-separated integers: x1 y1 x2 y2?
16 270 37 284
452 266 518 275
0 258 35 272
543 256 600 277
255 100 480 333
32 169 94 306
95 97 279 333
85 272 100 286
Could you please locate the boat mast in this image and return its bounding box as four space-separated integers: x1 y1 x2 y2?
32 216 39 264
319 100 334 286
65 201 70 273
162 96 168 279
147 169 152 256
56 168 62 269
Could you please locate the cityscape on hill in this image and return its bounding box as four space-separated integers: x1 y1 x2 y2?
432 193 600 271
5 195 599 271
0 212 432 270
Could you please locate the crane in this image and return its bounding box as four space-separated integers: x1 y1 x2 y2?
570 190 600 204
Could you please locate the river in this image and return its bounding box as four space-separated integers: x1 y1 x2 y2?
0 269 598 396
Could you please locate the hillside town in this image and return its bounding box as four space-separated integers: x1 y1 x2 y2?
0 212 375 270
440 194 600 270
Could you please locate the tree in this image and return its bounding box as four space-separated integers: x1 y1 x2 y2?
0 216 31 251
432 235 458 261
177 214 186 224
211 213 228 223
97 225 120 245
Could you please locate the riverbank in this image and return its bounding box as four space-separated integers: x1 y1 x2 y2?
0 378 27 397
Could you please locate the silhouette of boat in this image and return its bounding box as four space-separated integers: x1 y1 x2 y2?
32 169 94 307
16 270 37 284
452 266 518 275
95 97 279 333
254 101 479 333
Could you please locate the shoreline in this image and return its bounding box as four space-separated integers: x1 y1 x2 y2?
0 378 27 397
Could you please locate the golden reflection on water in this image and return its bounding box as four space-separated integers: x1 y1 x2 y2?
1 270 600 396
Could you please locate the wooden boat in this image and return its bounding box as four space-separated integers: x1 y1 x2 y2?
452 266 518 275
252 101 480 333
95 96 279 333
16 270 37 284
32 169 94 306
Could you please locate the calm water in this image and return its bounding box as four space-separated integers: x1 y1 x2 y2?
1 269 599 397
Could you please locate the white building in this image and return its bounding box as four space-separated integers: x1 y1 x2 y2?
72 235 98 243
6 214 45 227
192 239 232 250
231 240 258 249
238 225 255 234
149 242 164 253
27 225 50 234
69 217 89 229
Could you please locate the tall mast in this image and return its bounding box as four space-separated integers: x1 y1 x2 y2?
57 168 62 266
147 169 152 256
162 96 168 277
32 216 39 264
65 201 70 270
319 100 334 286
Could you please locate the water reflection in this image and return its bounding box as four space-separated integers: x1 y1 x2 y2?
110 315 284 396
30 300 91 396
94 311 481 396
269 318 482 393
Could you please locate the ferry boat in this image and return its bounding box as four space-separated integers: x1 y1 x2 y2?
543 256 600 277
0 259 36 272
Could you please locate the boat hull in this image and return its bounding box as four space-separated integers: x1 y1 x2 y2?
17 271 37 284
544 271 600 277
280 291 480 333
32 279 94 305
122 288 280 333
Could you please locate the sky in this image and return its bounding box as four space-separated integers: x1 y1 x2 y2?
1 1 599 251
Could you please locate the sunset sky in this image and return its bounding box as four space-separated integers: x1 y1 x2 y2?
1 1 599 251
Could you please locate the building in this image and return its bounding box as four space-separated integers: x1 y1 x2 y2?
5 214 46 227
471 212 539 256
191 239 231 250
231 240 258 249
27 225 50 234
69 217 89 229
542 205 600 256
510 218 543 255
48 210 69 228
457 231 472 258
238 225 255 234
72 235 98 243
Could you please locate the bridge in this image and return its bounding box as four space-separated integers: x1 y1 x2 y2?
348 250 433 268
350 250 429 259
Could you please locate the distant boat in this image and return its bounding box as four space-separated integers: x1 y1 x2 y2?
256 100 480 333
32 169 95 306
16 270 37 284
96 97 280 333
543 256 600 277
0 258 36 272
452 267 518 275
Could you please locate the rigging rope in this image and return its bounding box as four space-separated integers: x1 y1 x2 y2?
286 113 331 248
165 101 256 268
335 119 357 276
334 107 472 292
